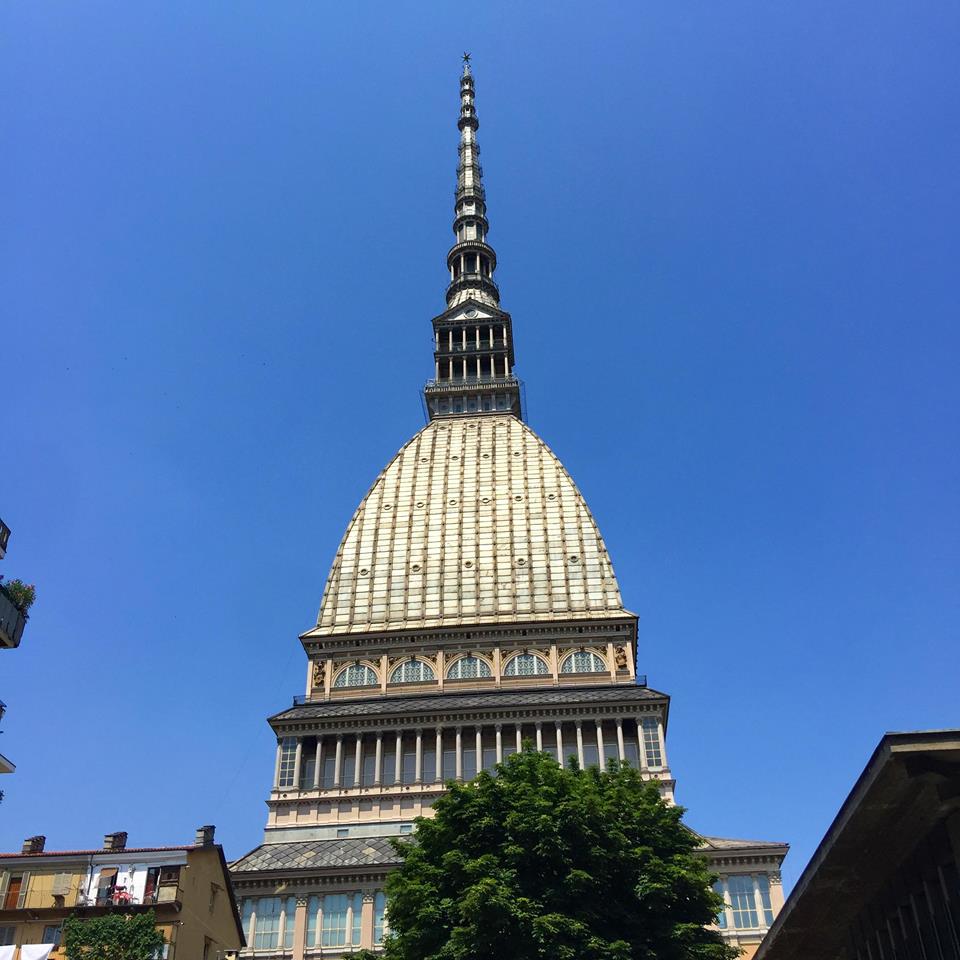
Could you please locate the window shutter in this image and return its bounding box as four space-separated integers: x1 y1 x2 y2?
17 872 30 908
52 873 72 896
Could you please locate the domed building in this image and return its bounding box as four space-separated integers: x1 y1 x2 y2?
230 60 787 960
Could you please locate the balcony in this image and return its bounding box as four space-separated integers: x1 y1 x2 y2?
0 586 26 649
423 375 519 395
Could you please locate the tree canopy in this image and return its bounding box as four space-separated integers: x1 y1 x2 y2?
62 910 167 960
369 749 736 960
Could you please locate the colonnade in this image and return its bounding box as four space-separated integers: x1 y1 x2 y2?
274 716 666 792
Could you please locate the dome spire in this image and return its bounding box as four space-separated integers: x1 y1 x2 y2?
423 59 523 421
446 54 499 309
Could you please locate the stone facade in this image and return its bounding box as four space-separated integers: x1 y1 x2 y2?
230 60 787 959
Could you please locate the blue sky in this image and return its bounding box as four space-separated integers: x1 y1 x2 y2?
2 2 957 890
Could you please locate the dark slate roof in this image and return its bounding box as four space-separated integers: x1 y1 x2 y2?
231 837 401 874
700 835 789 852
270 683 664 724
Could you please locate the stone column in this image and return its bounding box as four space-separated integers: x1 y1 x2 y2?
455 727 463 781
435 727 443 782
752 875 768 928
374 732 383 786
360 892 376 949
394 732 403 785
575 721 585 768
555 722 564 762
495 724 503 763
595 720 605 765
475 727 483 771
354 735 363 787
333 735 343 788
273 741 282 789
535 722 543 751
615 719 625 762
514 725 522 753
415 729 423 784
292 895 308 960
292 739 303 788
313 736 323 789
720 877 735 931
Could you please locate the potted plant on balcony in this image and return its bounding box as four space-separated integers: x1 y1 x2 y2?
0 576 36 615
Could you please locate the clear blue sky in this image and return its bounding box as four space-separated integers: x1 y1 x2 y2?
2 2 957 890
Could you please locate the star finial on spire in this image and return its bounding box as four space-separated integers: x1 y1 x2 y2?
462 52 471 64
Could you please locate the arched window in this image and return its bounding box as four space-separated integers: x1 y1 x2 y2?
503 653 549 677
389 658 436 684
561 651 607 674
333 664 378 688
446 655 493 680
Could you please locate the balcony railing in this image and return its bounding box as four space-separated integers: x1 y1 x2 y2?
0 586 26 649
424 375 519 393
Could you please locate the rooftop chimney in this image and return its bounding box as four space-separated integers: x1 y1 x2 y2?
103 831 128 851
195 825 215 846
21 835 45 854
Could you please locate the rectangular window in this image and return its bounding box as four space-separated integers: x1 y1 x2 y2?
624 739 641 768
322 752 338 788
462 746 477 780
254 896 281 949
156 866 181 903
602 729 619 765
712 882 727 929
283 896 296 948
342 752 357 786
401 748 417 785
322 894 348 946
374 891 387 943
95 868 116 907
43 925 62 946
482 746 497 771
351 892 363 945
381 748 396 786
0 927 15 946
422 747 437 782
582 742 600 769
307 895 320 946
641 718 663 768
362 750 378 786
756 874 775 925
278 738 297 788
728 875 759 929
442 747 456 781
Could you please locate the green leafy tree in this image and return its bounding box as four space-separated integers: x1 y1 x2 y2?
365 749 737 960
62 911 167 960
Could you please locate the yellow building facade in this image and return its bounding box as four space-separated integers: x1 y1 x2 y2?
0 827 243 959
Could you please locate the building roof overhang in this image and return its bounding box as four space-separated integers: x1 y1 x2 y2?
754 729 960 960
269 682 667 732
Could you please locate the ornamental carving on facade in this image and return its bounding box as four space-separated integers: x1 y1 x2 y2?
312 660 325 688
614 645 629 669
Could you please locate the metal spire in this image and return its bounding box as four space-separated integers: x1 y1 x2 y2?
423 60 522 422
445 55 499 309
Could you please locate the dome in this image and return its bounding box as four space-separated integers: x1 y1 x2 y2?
313 416 627 635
